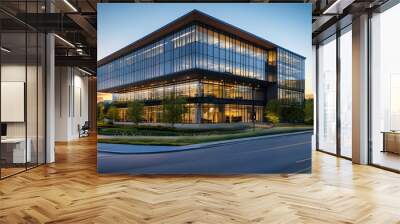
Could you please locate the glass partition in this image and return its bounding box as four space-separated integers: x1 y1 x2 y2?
1 31 27 177
0 2 46 179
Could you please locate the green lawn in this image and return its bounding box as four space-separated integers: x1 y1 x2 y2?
98 126 313 146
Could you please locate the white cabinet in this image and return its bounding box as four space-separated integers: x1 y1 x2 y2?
1 138 31 163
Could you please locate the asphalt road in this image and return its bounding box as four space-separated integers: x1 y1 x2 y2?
97 132 312 174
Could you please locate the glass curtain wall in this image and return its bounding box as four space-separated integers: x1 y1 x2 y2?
195 25 266 80
276 48 305 105
0 1 46 179
98 24 267 91
113 80 263 102
339 26 352 158
371 3 400 171
224 105 263 123
317 35 337 154
130 104 263 124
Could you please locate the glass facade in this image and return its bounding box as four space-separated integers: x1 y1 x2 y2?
277 48 305 105
98 24 269 91
98 21 305 124
118 104 263 124
113 80 263 102
200 104 263 123
114 81 200 101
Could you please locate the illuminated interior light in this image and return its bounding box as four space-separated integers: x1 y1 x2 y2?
54 34 75 48
63 0 78 12
1 47 11 53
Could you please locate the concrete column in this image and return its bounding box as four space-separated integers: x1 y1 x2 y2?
54 67 72 141
219 104 225 123
54 67 89 141
195 103 202 124
352 14 369 164
312 45 317 150
88 77 97 133
195 81 203 124
46 32 55 163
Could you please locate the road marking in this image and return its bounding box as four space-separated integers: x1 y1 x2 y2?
235 141 311 155
189 131 312 150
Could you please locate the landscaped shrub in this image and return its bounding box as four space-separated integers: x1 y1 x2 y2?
304 99 313 125
265 100 281 124
266 113 280 125
97 124 249 136
281 104 304 123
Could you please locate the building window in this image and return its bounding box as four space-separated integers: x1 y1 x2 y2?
370 4 400 171
339 27 352 158
317 35 337 154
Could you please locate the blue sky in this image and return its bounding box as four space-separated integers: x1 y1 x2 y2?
98 3 312 95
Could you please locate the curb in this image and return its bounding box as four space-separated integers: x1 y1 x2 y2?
97 130 313 155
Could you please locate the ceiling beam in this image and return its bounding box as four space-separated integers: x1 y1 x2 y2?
55 55 97 72
67 13 97 40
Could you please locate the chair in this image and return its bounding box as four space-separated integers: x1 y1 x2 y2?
79 121 90 138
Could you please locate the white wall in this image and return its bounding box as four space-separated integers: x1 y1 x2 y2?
55 67 89 141
1 65 39 138
1 65 26 140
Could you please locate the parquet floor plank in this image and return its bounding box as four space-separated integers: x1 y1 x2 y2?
0 136 400 223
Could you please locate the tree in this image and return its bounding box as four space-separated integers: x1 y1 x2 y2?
162 93 188 127
281 101 304 123
106 105 120 122
97 102 105 123
127 100 144 125
304 98 313 125
265 100 281 124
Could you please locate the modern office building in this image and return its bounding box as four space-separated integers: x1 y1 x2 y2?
97 10 305 124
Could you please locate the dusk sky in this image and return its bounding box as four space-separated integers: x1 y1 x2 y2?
98 3 312 96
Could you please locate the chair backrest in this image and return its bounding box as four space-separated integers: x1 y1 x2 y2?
82 121 90 129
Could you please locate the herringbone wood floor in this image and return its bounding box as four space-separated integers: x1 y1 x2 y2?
1 136 400 224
